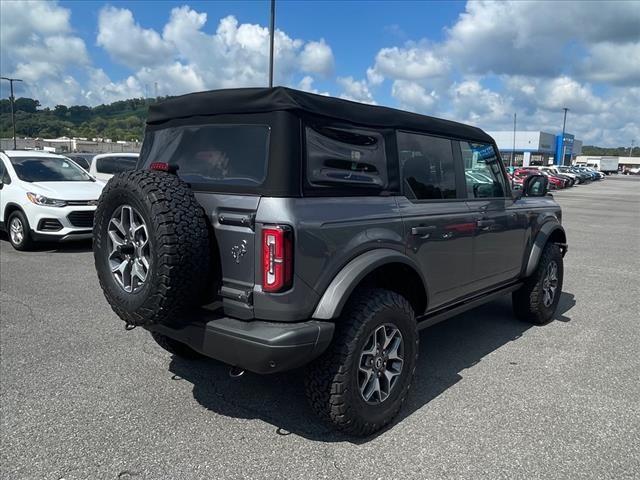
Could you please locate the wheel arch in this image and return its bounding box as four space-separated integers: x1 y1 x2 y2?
3 202 26 224
524 221 567 278
312 249 429 320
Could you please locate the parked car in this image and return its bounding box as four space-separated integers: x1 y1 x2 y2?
93 87 567 436
64 153 94 171
0 150 105 250
558 165 591 183
516 168 565 189
540 166 578 186
89 153 139 181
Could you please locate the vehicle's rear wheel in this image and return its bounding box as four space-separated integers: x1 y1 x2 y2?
7 210 34 251
150 331 205 359
513 243 564 324
93 170 211 327
305 288 418 436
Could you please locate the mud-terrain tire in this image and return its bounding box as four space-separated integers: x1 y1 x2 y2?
513 243 563 325
94 170 210 327
305 288 418 436
150 332 205 359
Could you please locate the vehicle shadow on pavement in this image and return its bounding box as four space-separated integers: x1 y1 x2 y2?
168 293 574 444
0 234 93 253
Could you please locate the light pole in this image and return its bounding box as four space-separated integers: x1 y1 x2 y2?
1 76 23 149
511 112 517 169
268 0 275 87
560 107 569 166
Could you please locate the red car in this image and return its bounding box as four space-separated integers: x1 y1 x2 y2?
516 167 566 189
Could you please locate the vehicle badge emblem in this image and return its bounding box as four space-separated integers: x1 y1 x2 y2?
231 240 248 264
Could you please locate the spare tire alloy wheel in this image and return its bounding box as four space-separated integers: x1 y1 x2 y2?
359 324 404 404
107 205 150 293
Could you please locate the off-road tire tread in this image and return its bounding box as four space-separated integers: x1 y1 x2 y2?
305 288 418 436
94 170 209 326
513 243 563 325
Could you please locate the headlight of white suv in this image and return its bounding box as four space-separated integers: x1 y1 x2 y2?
26 192 67 207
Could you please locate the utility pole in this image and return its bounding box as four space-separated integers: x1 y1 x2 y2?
268 0 275 87
630 139 635 157
1 76 23 149
560 107 569 166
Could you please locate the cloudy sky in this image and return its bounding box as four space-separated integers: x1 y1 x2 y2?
1 0 638 146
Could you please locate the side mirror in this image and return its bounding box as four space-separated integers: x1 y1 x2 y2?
473 183 494 198
523 174 548 197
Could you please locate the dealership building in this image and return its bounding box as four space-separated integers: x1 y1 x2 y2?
487 131 583 167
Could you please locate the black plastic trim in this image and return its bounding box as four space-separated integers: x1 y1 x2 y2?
147 315 335 374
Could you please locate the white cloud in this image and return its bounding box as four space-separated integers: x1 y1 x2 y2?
97 6 173 69
337 76 376 104
391 80 438 113
368 43 449 84
359 1 639 145
96 7 335 91
449 79 511 124
297 76 329 96
0 0 89 105
300 40 334 76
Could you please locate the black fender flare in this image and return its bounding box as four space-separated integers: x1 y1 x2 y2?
524 221 567 277
311 248 427 320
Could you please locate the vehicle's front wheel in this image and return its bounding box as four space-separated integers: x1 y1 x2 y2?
7 210 34 251
513 243 564 324
305 289 418 436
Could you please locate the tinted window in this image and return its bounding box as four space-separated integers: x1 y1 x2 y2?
461 142 507 198
9 156 92 182
306 126 387 189
140 125 270 186
66 154 92 170
0 159 10 184
398 131 457 200
96 156 138 174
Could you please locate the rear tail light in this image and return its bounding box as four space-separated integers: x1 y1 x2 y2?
262 225 293 293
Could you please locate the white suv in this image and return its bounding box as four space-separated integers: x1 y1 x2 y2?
89 153 138 181
0 150 105 250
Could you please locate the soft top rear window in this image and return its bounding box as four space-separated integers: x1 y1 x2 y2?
139 124 270 188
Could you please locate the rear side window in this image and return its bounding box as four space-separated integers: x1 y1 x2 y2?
397 131 458 200
461 142 507 198
306 126 388 190
140 125 270 187
0 159 11 184
96 156 138 174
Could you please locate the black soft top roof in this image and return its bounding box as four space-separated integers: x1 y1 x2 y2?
147 87 493 143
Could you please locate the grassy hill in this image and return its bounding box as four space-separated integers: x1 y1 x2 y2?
0 97 165 142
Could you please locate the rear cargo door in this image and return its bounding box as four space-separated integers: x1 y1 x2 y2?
195 193 260 319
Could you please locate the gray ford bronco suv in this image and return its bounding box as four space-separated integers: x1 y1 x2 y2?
94 87 567 436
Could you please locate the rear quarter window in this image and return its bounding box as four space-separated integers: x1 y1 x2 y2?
305 125 388 193
139 124 270 187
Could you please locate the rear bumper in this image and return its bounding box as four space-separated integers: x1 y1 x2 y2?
147 316 335 374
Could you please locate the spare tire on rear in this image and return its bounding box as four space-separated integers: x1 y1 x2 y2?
93 170 210 327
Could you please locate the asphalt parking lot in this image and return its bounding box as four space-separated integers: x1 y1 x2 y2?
1 176 639 480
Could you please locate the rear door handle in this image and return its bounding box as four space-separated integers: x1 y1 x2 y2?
411 226 437 236
476 219 495 230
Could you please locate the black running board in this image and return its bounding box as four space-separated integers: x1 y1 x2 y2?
416 282 522 331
